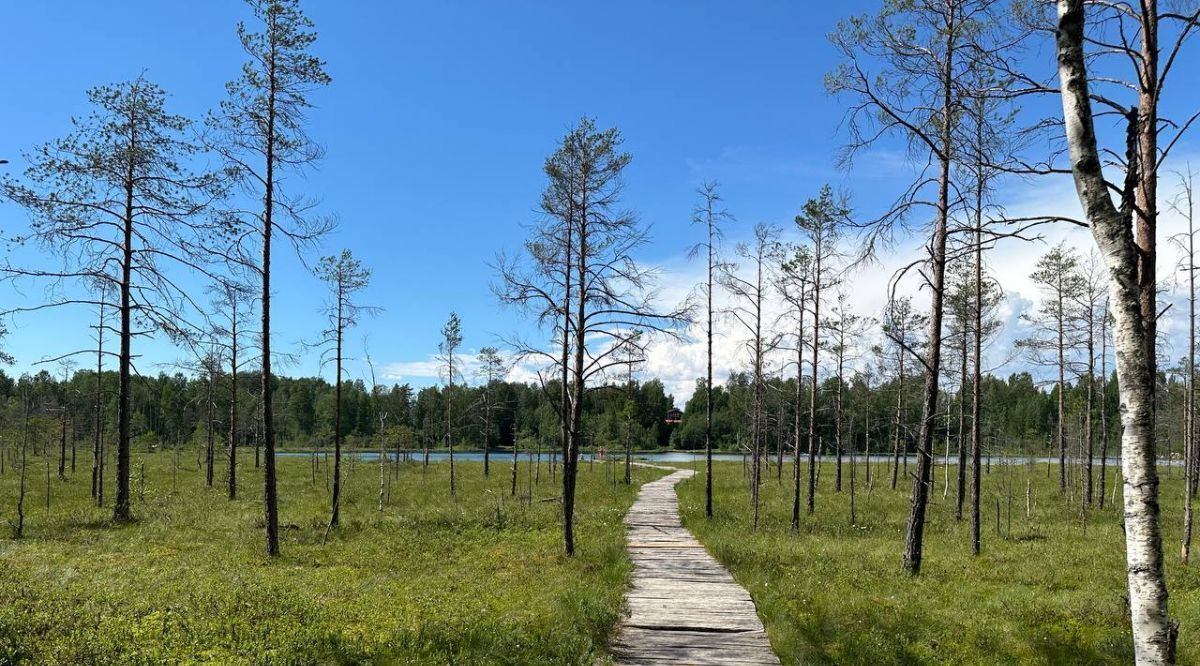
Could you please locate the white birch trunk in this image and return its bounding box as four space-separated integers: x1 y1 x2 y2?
1055 1 1177 660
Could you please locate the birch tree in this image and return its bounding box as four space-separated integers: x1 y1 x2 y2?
1054 0 1179 656
1013 0 1200 430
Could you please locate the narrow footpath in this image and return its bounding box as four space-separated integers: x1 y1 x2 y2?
611 468 780 665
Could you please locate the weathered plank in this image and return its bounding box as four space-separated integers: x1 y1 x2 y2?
611 468 780 665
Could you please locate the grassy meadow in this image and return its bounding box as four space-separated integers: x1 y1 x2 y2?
0 448 664 664
677 458 1200 665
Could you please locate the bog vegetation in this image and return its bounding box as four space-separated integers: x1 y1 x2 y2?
2 0 1200 663
0 456 661 663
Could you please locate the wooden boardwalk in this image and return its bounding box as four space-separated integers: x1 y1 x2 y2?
611 468 779 665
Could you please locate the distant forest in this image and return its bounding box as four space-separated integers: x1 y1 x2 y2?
5 366 1193 461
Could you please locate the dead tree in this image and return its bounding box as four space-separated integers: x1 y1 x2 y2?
1072 253 1107 508
91 291 108 506
364 343 389 512
313 249 374 527
825 293 872 497
794 185 845 515
1173 167 1198 563
211 280 254 500
779 244 812 529
496 117 688 555
614 331 645 486
689 181 732 518
719 223 780 530
1016 243 1083 494
440 312 463 498
476 346 508 479
881 297 927 490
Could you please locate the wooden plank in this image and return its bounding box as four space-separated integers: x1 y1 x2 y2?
611 468 780 665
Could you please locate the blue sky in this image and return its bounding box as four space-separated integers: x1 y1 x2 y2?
3 2 1198 403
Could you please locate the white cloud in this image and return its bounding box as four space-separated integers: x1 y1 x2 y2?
381 350 552 388
381 158 1200 405
381 358 444 382
639 156 1200 404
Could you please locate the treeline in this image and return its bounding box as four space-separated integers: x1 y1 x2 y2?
0 368 677 456
13 362 1200 464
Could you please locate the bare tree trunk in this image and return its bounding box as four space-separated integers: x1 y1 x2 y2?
1100 305 1110 509
748 241 767 531
16 397 29 537
901 1 955 575
865 377 872 488
447 345 455 498
559 211 574 554
625 354 634 486
1085 301 1095 507
331 286 344 527
705 204 715 518
849 416 857 525
835 324 845 493
93 299 105 505
971 183 984 555
228 296 239 500
378 428 385 512
113 117 136 523
892 349 905 490
511 435 519 497
261 68 280 556
807 243 822 514
564 203 588 557
483 392 491 477
792 284 807 530
1182 172 1196 563
956 319 967 520
1057 276 1068 493
58 409 67 481
777 401 785 483
205 368 215 488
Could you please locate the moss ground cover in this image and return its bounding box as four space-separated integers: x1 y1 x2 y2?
678 459 1200 665
0 452 664 664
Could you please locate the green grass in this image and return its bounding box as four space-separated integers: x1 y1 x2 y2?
678 459 1200 665
0 449 665 664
